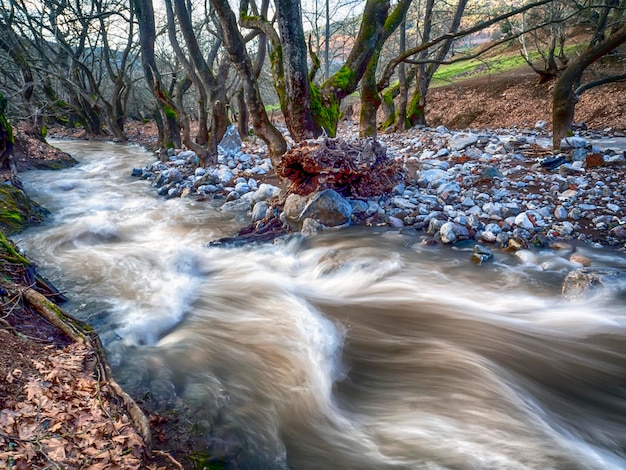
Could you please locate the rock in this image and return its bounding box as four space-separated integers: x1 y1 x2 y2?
471 244 493 264
350 200 369 216
427 218 444 235
535 120 548 130
606 203 621 213
554 205 568 220
417 169 450 187
235 182 250 194
515 249 538 264
609 225 626 239
514 212 536 230
388 216 404 228
450 134 478 151
540 155 567 170
251 201 269 222
225 191 240 202
178 150 198 163
439 222 458 244
562 268 626 300
195 167 207 177
571 148 588 162
218 125 242 155
131 168 142 177
220 198 252 212
217 168 234 184
391 197 417 210
560 136 587 150
558 189 578 201
283 189 352 230
165 168 183 183
251 183 281 204
569 254 591 267
301 218 323 235
481 166 504 180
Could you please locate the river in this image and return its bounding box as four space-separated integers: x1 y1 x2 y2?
15 141 626 469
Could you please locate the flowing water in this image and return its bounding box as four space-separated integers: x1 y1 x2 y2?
15 141 626 469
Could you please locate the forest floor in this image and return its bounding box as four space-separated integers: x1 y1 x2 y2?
1 66 625 469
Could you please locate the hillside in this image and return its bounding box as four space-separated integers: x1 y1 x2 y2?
424 66 626 132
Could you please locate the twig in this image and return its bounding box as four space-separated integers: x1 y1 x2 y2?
153 450 184 469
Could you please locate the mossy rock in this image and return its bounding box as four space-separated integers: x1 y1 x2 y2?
0 183 49 235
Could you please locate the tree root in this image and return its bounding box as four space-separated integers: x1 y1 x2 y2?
0 280 153 450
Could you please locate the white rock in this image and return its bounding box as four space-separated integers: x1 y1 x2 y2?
439 222 458 244
515 212 536 230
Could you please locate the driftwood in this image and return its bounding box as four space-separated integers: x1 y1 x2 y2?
209 216 288 246
0 279 153 450
277 138 403 197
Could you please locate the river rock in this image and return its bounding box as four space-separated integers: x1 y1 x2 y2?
218 125 242 155
251 201 269 222
439 221 463 244
221 198 252 212
609 225 626 239
560 136 587 150
417 169 450 187
450 134 478 151
283 189 352 231
471 244 493 264
514 212 536 230
251 183 281 203
562 268 626 300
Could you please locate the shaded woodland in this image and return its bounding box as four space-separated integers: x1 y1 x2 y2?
1 0 625 162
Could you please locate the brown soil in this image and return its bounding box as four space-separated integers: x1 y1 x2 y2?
425 67 626 131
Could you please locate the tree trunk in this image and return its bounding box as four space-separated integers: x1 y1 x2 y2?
0 93 14 170
211 0 287 167
132 0 181 149
359 52 382 138
236 89 249 139
396 18 408 131
276 0 320 140
552 26 626 148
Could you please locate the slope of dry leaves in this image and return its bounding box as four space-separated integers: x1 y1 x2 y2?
0 339 150 469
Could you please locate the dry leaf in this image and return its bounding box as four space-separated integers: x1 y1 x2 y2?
44 437 67 462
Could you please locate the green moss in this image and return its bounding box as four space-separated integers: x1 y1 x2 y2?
188 452 227 470
310 83 339 137
0 230 29 265
327 65 354 90
0 184 49 235
406 91 423 122
162 104 178 120
380 89 397 129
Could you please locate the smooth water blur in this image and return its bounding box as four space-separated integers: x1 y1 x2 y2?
16 141 626 469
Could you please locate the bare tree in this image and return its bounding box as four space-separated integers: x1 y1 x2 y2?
553 25 626 147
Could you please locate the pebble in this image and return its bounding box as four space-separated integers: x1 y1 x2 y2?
134 126 626 250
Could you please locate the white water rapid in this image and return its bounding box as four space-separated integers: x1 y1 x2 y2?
15 141 626 469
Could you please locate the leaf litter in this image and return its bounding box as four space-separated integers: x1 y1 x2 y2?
0 340 162 469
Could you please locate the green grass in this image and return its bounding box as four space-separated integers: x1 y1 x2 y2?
431 43 581 87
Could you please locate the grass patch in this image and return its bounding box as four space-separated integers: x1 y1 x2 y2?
431 43 581 87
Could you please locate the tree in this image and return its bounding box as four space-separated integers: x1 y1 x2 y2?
211 0 287 167
133 0 182 149
0 93 14 170
240 0 412 140
552 25 626 147
376 0 554 130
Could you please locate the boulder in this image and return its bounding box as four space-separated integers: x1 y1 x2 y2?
283 189 352 231
562 268 626 300
218 125 242 155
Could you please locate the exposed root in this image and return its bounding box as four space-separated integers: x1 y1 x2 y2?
277 138 403 197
